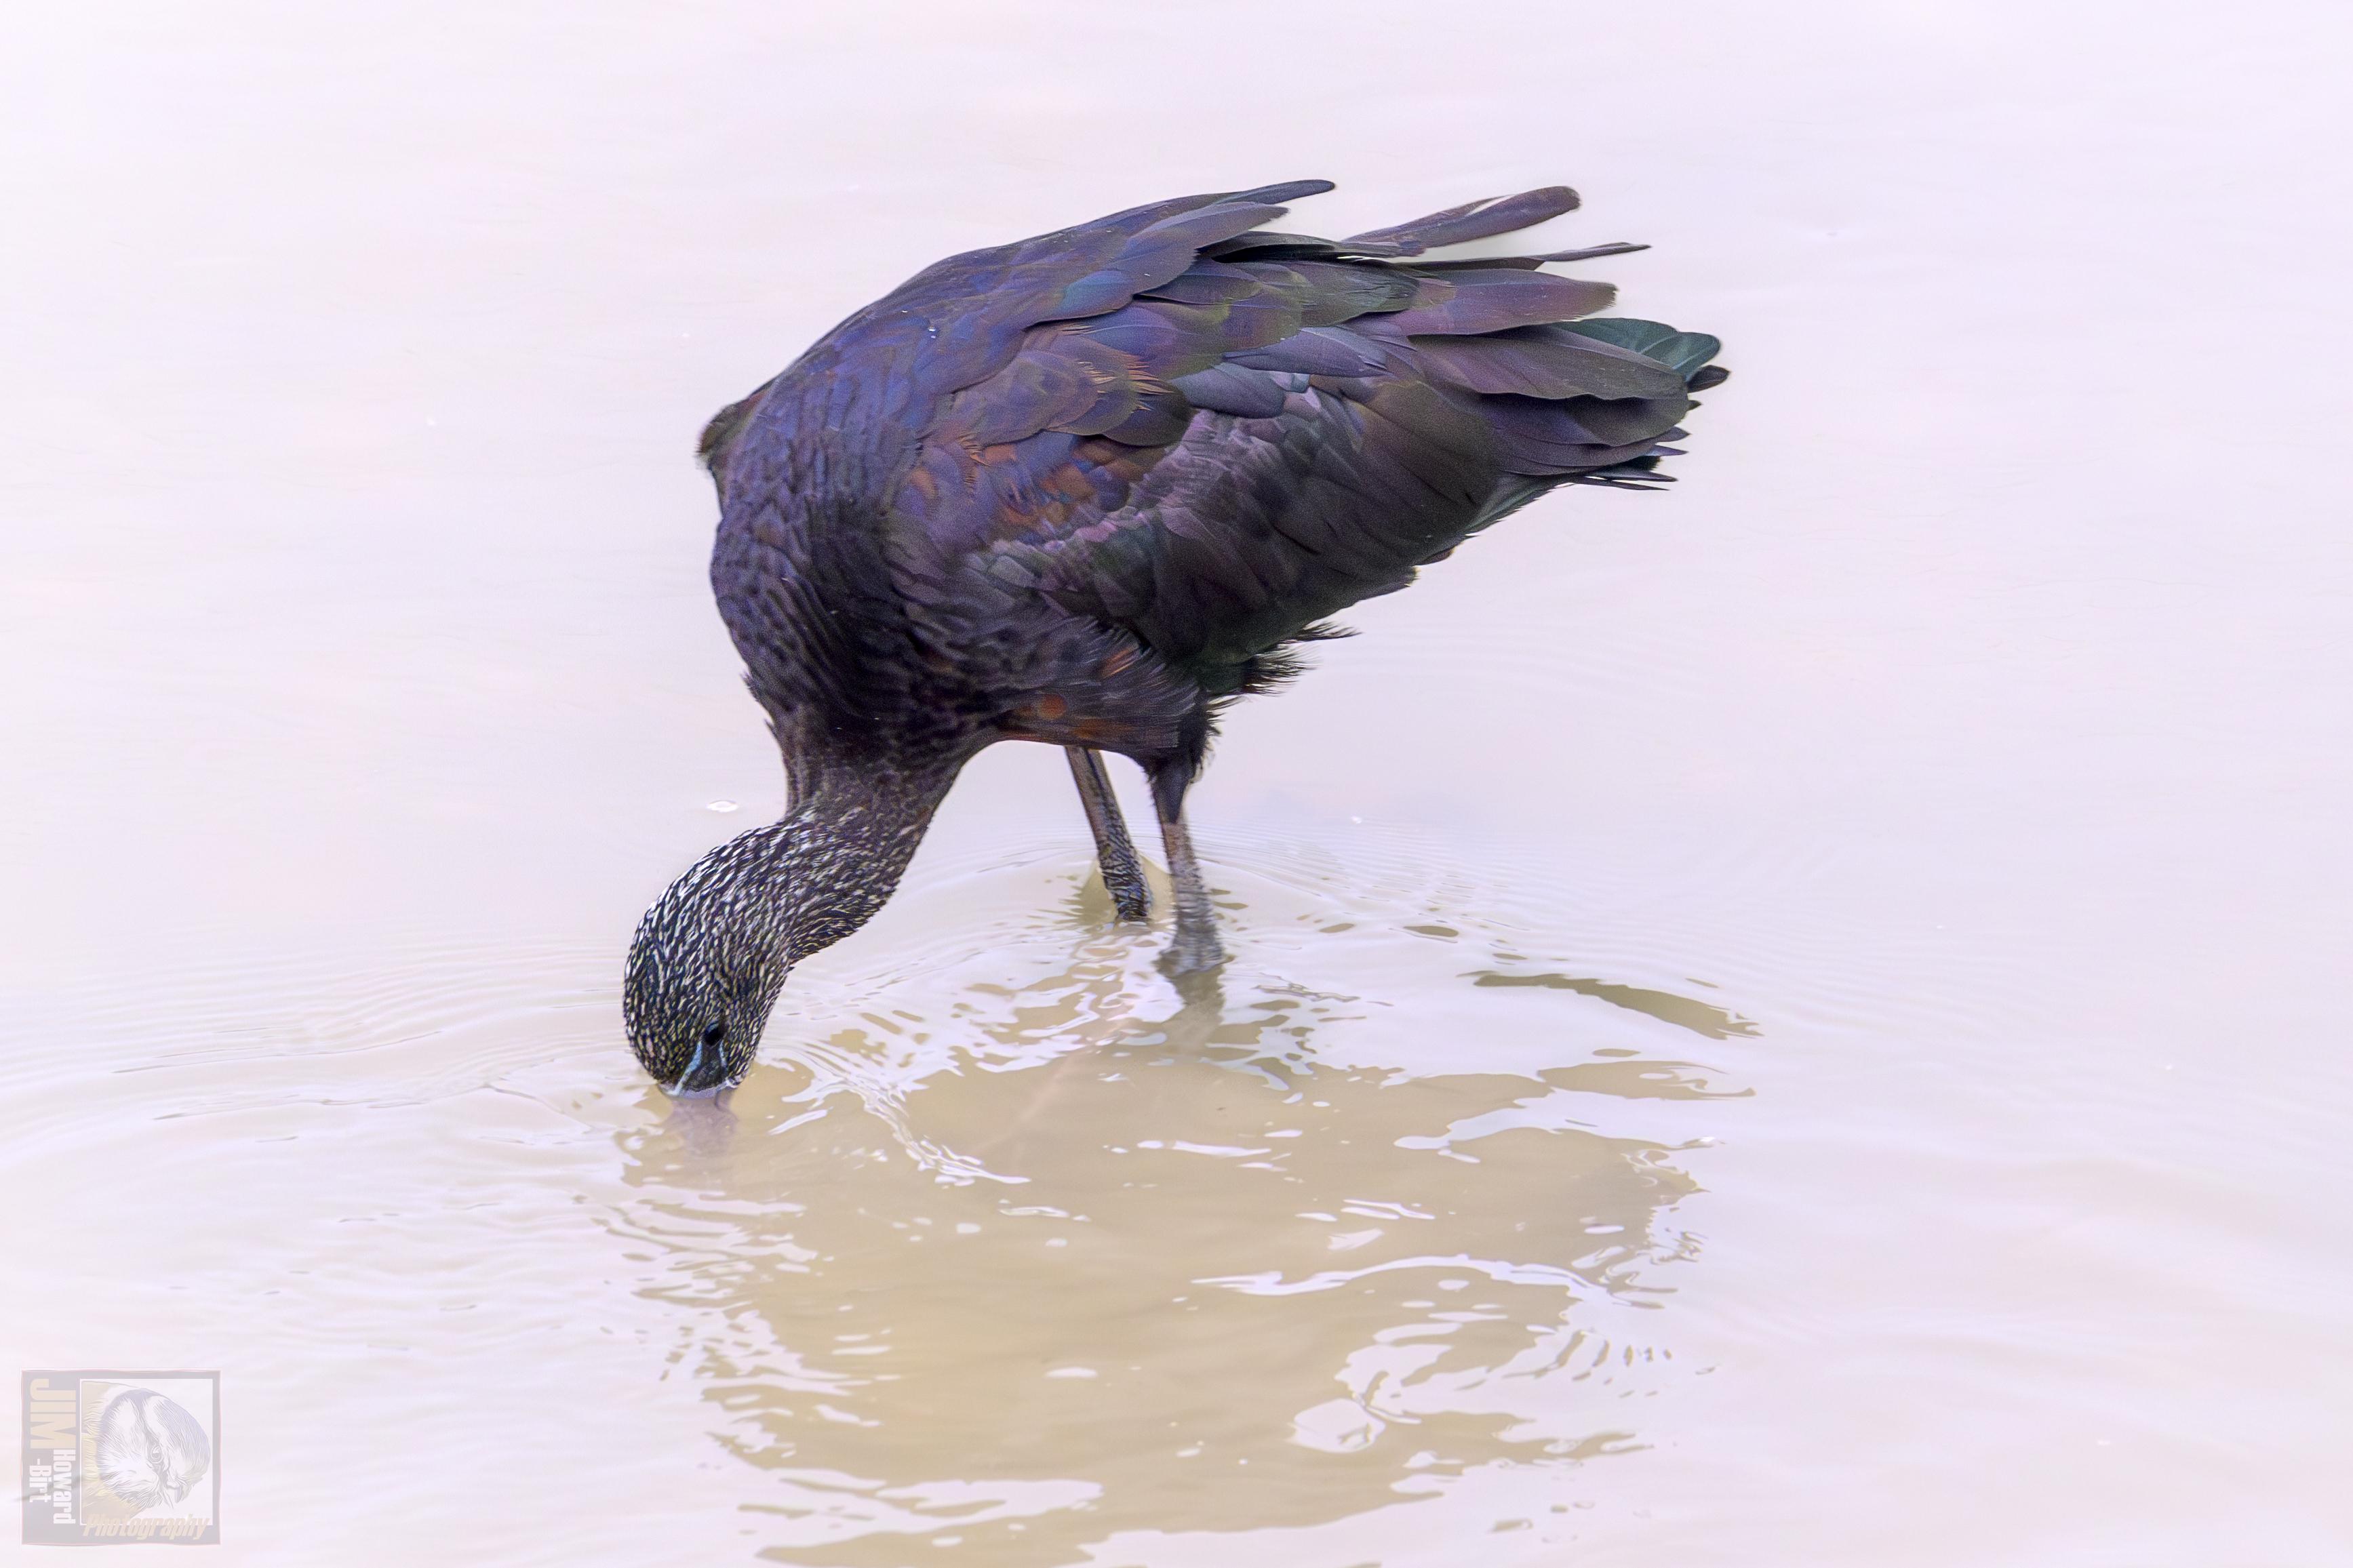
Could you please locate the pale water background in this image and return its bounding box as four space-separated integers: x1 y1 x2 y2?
5 2 2351 1562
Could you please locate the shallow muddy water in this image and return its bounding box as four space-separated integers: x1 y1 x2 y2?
5 1 2352 1562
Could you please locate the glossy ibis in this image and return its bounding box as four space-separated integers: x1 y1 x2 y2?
625 180 1724 1093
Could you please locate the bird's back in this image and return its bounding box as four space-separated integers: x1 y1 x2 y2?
702 181 1722 775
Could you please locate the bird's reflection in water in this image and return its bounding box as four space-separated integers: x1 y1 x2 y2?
660 1091 744 1158
614 870 1752 1565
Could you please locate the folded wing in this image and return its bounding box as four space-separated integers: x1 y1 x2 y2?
715 180 1723 695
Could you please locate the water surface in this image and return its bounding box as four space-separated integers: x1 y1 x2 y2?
5 1 2351 1561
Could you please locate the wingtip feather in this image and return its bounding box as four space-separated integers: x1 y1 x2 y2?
1229 178 1337 205
1347 185 1584 249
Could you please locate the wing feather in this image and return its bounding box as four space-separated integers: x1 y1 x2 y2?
1379 272 1619 336
1408 325 1689 399
1345 186 1581 251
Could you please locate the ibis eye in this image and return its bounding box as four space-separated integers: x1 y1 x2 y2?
700 1022 726 1047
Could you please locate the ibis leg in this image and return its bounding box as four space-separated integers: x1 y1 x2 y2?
1153 795 1227 976
1065 746 1150 921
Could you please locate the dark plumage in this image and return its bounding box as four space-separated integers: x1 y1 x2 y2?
625 180 1725 1093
